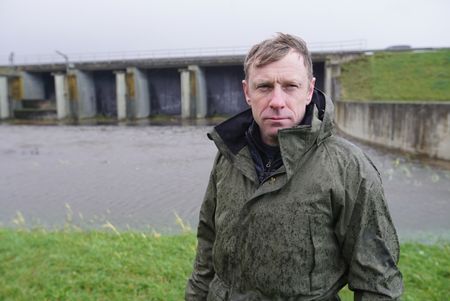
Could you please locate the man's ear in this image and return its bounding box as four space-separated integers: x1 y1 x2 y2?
307 77 316 104
242 80 251 106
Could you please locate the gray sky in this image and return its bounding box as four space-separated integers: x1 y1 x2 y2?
1 0 449 61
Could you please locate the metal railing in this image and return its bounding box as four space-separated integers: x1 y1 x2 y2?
309 39 367 51
0 39 367 66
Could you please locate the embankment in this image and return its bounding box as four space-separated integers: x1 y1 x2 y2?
335 101 450 161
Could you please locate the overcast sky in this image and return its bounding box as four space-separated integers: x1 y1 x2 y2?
0 0 449 62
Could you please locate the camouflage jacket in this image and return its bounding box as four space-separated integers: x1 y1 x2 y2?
186 90 403 300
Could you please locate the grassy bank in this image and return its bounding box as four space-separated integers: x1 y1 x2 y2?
0 229 196 300
339 50 450 101
0 228 449 300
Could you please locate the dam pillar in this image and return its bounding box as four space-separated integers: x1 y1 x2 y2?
53 72 70 119
115 71 127 120
325 61 332 97
0 76 11 119
126 67 149 119
180 65 207 118
324 57 342 101
70 69 96 118
0 76 10 119
189 65 207 118
180 69 192 118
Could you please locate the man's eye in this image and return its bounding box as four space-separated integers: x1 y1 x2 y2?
285 84 298 91
257 85 271 91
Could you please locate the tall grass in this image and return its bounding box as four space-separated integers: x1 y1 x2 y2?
339 50 450 101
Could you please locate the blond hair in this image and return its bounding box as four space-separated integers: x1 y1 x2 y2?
244 33 313 80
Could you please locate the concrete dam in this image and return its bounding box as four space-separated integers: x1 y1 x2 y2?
0 52 332 120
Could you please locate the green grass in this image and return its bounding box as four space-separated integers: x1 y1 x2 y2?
340 50 450 101
0 228 196 301
0 228 449 300
338 243 450 300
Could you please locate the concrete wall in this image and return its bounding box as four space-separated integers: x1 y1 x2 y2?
93 71 116 117
42 73 55 100
21 71 45 99
335 101 450 161
204 65 247 116
147 68 181 115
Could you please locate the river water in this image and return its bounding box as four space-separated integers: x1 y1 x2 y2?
0 124 449 241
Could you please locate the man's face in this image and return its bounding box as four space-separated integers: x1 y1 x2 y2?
243 51 315 146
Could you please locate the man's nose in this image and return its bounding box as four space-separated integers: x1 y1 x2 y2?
269 86 286 109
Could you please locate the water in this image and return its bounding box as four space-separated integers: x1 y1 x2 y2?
0 124 449 241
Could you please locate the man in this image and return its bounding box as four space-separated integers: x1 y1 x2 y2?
186 33 403 300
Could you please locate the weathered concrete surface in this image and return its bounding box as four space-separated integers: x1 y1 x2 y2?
180 66 207 118
127 67 150 118
335 101 450 161
93 71 116 117
53 73 69 119
180 69 192 118
147 68 181 115
21 71 46 100
72 70 96 118
0 76 9 119
188 65 207 118
204 66 247 116
115 71 127 119
0 124 448 241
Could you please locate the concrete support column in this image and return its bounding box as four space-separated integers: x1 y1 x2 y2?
188 65 207 118
331 64 342 101
53 73 70 119
71 69 96 118
0 76 10 119
324 57 342 101
127 67 149 118
180 69 192 118
115 71 127 120
324 61 332 97
180 65 207 118
21 71 45 100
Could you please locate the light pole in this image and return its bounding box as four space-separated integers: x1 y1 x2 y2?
55 50 70 73
8 52 14 68
54 50 71 119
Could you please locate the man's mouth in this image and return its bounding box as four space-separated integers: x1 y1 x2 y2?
267 117 287 121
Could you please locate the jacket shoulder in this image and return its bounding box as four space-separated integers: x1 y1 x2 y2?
321 135 381 183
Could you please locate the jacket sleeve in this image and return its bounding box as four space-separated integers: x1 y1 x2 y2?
185 153 219 301
335 156 403 301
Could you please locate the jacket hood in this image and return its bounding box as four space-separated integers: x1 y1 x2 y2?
208 89 335 181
